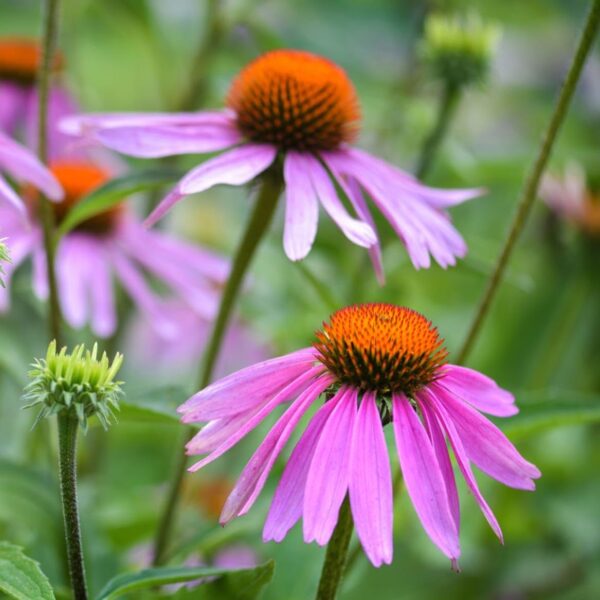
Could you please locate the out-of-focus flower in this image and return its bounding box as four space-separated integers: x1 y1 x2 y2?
62 49 485 281
179 303 540 569
541 163 600 237
421 13 500 89
0 129 63 211
0 237 9 287
0 37 77 158
23 341 124 431
0 159 229 337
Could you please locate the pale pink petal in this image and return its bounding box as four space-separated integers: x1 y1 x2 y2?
145 187 184 227
0 228 36 311
283 151 319 261
179 144 276 195
0 175 25 212
424 389 503 541
303 387 357 545
392 393 460 561
32 247 48 299
437 365 518 417
0 83 26 133
87 241 116 337
263 395 339 542
220 374 334 523
430 384 540 490
349 391 393 566
179 347 319 421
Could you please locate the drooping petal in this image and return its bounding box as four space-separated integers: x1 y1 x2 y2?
179 144 277 195
220 374 334 523
0 175 25 212
430 384 540 490
437 365 518 417
145 187 184 227
86 241 116 337
392 393 460 561
303 387 357 545
0 226 36 311
179 347 319 421
283 151 319 260
0 82 26 133
263 394 339 542
424 389 503 541
349 391 393 566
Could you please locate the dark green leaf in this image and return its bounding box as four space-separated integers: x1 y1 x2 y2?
0 542 55 600
56 169 182 238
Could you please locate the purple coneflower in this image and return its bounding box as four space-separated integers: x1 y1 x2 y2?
0 159 229 337
61 49 484 280
179 303 540 568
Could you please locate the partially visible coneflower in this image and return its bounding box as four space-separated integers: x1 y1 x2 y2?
62 49 485 280
179 303 540 570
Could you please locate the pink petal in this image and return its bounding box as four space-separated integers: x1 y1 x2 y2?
349 391 393 566
179 144 276 195
392 393 460 561
0 82 26 132
0 175 25 212
430 384 540 490
424 389 503 541
283 152 319 261
437 365 518 417
303 387 357 545
263 395 339 543
179 348 319 421
87 241 116 337
220 374 333 523
144 187 184 227
56 236 91 329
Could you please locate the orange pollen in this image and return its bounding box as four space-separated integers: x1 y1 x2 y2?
226 49 361 151
0 37 63 85
314 304 448 394
27 162 123 235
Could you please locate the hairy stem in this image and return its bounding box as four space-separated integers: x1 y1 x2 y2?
457 0 600 364
152 171 283 565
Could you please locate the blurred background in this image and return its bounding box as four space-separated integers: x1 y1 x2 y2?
0 0 599 598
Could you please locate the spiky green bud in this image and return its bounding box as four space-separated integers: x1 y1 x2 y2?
421 13 500 89
0 238 10 288
23 341 124 432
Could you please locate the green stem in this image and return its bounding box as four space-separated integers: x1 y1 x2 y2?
151 170 283 565
37 0 63 345
315 497 354 600
457 0 600 365
415 83 461 180
57 414 88 600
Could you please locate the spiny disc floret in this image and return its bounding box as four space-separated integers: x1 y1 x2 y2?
314 304 448 395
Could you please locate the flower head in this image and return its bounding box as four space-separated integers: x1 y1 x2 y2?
24 340 124 431
0 37 63 86
61 49 484 281
179 303 540 568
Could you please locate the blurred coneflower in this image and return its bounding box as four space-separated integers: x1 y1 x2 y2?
179 303 540 568
62 49 485 280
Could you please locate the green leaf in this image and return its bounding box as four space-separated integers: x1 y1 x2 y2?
96 560 275 600
502 391 600 438
117 385 190 426
0 542 55 600
56 168 182 238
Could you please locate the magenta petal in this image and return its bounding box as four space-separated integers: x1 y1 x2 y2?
349 391 393 566
437 366 518 417
263 397 338 543
56 236 90 329
431 384 540 490
392 393 460 561
283 152 319 261
220 375 333 523
179 144 277 194
303 387 357 545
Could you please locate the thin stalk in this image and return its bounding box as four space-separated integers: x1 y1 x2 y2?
315 497 354 600
152 171 283 565
457 0 600 365
37 0 63 345
57 414 88 600
416 82 461 180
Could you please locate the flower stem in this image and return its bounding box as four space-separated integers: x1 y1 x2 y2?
57 414 88 600
37 0 63 345
315 497 354 600
415 82 461 180
457 0 600 365
151 170 283 565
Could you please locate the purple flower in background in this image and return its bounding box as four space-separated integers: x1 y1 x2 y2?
61 49 484 282
0 159 229 337
179 303 540 568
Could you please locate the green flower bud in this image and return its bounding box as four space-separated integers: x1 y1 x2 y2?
0 238 10 288
421 13 501 89
24 341 124 432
